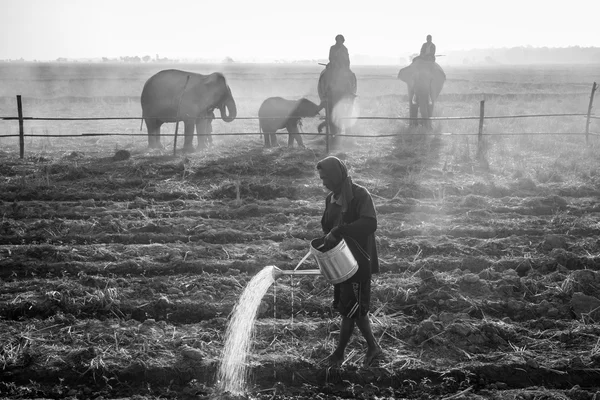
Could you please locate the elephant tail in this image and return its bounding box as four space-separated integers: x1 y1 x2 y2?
139 117 144 131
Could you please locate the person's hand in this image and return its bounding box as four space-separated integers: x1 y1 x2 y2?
324 231 339 247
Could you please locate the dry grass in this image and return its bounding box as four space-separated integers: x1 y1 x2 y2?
1 62 600 399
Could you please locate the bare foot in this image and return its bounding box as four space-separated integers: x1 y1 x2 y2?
363 346 383 367
321 352 343 368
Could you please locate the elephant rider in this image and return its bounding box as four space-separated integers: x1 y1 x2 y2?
419 35 436 62
328 34 350 70
325 34 354 98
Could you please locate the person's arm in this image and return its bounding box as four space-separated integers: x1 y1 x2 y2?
321 196 333 234
332 216 376 238
330 188 377 238
328 46 335 63
432 43 436 55
342 48 350 67
420 43 427 56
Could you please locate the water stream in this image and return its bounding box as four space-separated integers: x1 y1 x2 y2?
217 265 276 395
217 257 320 395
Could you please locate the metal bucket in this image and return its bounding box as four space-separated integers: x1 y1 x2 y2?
310 237 358 284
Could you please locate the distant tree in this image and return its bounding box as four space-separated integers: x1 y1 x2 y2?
222 56 235 63
143 55 151 63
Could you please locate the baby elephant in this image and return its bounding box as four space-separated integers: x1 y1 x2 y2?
258 97 323 148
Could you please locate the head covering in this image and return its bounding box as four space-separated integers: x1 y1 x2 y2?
316 156 354 212
335 34 345 43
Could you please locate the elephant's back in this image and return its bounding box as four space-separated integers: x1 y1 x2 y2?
318 70 327 101
258 97 291 117
318 68 356 100
141 70 210 96
141 70 206 113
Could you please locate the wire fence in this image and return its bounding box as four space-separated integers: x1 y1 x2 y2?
1 81 597 158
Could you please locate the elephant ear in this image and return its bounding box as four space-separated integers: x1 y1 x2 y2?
397 64 415 83
430 64 446 100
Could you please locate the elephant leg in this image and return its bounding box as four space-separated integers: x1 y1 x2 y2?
263 130 273 148
409 102 419 127
195 119 210 150
146 118 162 148
286 122 304 148
270 133 279 147
426 103 434 129
329 118 339 136
417 96 431 129
182 120 196 153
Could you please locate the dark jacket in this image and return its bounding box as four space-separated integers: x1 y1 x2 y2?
329 44 350 69
420 42 436 59
321 183 379 282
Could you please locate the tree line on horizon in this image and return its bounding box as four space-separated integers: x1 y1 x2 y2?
1 46 599 65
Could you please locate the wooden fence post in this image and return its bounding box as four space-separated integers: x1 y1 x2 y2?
173 75 191 156
585 82 597 145
325 99 330 154
477 100 485 158
17 95 24 159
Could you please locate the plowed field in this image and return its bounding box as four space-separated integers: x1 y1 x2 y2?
1 62 600 399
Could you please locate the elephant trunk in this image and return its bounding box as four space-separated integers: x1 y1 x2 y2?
219 88 237 123
317 100 326 112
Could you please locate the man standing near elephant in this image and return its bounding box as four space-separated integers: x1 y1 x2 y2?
419 35 436 62
328 34 350 70
316 156 383 368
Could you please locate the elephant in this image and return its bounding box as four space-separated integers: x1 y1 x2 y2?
197 108 215 148
317 66 357 145
258 97 323 148
140 69 237 152
397 58 446 128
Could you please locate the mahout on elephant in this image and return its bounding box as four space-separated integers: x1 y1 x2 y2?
316 34 358 147
418 34 436 62
397 58 445 128
140 69 237 152
317 66 357 145
258 97 323 148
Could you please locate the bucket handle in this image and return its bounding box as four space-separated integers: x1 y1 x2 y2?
293 250 312 271
294 243 325 271
343 235 371 263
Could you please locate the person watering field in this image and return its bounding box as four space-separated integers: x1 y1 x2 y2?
316 156 383 367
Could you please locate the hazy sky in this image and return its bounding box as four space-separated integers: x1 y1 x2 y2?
1 0 598 61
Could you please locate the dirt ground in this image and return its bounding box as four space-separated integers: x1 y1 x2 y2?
1 129 600 400
1 63 600 399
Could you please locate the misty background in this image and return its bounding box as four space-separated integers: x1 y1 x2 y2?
1 0 599 66
4 46 600 66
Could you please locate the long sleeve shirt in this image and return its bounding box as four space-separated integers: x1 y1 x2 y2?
321 183 379 281
328 44 350 69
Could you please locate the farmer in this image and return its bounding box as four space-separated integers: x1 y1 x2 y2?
316 156 382 367
328 34 350 70
419 34 436 62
